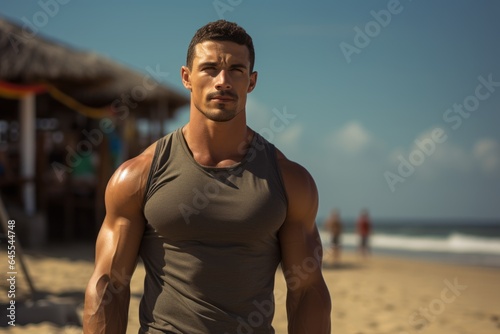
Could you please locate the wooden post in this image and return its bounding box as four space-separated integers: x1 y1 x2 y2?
20 93 36 215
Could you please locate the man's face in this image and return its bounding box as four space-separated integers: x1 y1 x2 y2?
181 40 257 122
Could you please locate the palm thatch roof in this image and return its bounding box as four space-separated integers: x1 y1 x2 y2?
0 17 188 114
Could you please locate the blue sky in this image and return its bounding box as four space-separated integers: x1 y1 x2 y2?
2 1 500 221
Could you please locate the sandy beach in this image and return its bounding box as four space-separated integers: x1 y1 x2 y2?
1 244 499 334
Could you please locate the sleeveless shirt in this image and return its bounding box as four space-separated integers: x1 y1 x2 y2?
139 127 288 334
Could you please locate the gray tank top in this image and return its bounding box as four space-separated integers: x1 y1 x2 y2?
139 127 288 334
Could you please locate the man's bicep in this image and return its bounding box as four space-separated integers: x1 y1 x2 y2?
278 159 323 289
279 219 324 290
279 184 323 290
92 162 147 287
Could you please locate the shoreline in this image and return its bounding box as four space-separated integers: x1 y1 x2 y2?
339 245 500 269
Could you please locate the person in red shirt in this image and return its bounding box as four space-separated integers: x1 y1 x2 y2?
357 208 372 257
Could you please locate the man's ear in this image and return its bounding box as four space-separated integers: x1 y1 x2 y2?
181 66 192 91
247 71 258 93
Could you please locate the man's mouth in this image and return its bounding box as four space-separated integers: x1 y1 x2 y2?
207 91 237 102
211 96 234 102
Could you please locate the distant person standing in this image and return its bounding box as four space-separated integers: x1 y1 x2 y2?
357 209 372 257
325 209 342 263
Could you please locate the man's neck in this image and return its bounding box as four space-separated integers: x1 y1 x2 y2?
182 115 254 168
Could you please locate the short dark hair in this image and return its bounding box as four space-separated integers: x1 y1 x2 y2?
186 20 255 72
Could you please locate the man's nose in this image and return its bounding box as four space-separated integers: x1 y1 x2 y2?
215 70 232 90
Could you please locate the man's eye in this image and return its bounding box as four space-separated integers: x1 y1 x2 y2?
231 68 243 73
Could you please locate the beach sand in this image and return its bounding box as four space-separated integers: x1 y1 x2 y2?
1 245 499 333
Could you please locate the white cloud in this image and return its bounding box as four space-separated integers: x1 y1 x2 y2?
387 127 472 180
276 123 303 148
474 139 500 174
413 128 471 174
329 121 371 154
387 128 500 180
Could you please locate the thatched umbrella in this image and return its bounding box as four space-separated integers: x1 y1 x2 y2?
0 17 188 113
0 17 189 245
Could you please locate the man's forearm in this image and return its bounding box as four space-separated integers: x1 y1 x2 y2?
287 285 331 334
83 276 131 334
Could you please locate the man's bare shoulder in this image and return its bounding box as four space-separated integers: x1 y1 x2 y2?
105 142 158 206
275 148 318 224
275 148 317 194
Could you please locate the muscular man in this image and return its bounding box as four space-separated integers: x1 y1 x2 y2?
83 20 331 334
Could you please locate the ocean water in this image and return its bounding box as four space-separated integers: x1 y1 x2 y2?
317 220 500 268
